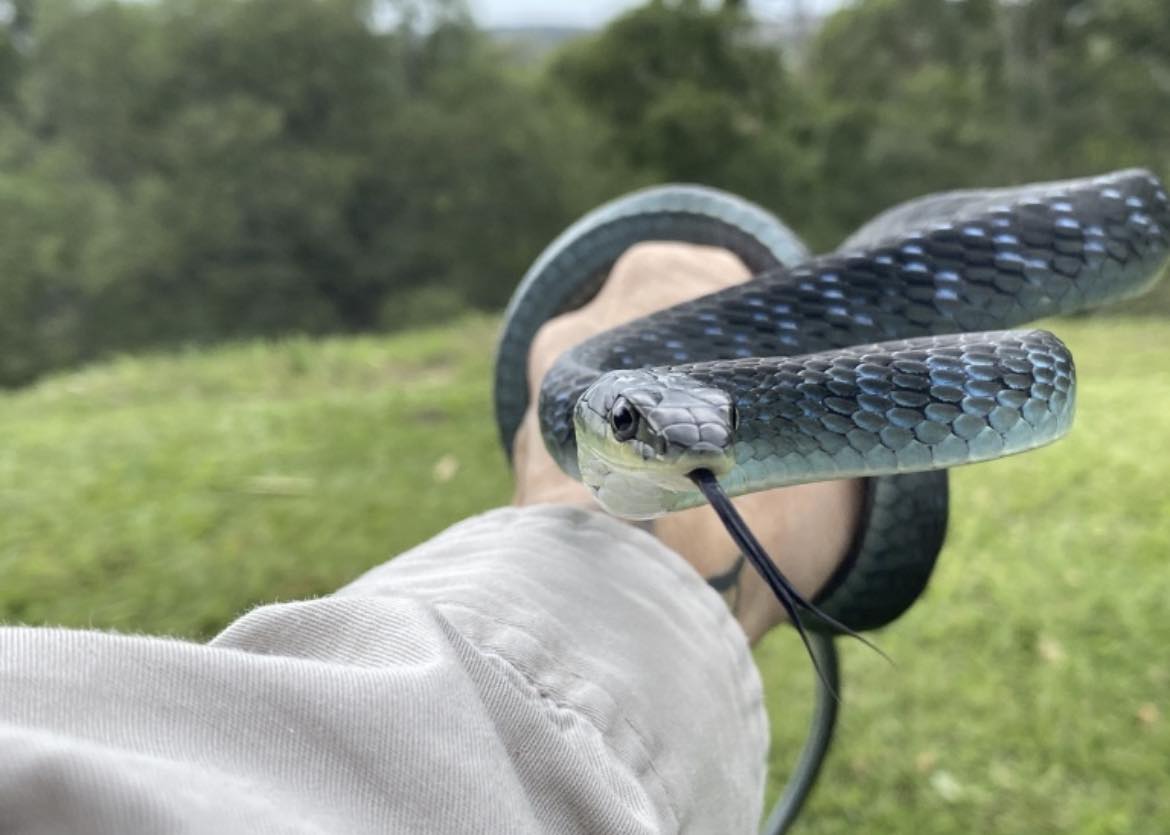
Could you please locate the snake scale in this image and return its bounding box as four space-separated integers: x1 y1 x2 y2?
535 169 1167 499
493 168 1169 832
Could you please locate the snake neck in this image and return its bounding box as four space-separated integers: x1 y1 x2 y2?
538 350 601 478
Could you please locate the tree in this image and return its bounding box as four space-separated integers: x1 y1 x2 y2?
550 0 819 242
0 0 620 383
803 0 1170 308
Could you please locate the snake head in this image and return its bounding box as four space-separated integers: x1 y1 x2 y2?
573 369 737 519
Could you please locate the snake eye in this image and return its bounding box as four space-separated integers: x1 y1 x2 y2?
610 397 638 441
730 405 740 432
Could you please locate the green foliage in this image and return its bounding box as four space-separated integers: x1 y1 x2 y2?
2 0 1170 385
0 0 619 385
803 0 1170 251
0 123 114 384
0 316 1165 832
551 0 818 239
801 0 1009 245
549 0 1170 274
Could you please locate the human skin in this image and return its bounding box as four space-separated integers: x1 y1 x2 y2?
511 242 863 644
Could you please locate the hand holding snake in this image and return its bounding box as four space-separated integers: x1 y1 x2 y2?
496 169 1170 830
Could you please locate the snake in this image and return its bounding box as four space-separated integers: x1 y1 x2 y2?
493 168 1170 832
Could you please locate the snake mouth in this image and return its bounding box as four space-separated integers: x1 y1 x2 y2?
575 430 732 519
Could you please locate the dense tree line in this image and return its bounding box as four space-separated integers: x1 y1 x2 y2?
557 0 1170 253
0 0 624 384
0 0 1167 386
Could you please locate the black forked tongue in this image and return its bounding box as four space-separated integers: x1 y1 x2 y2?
688 468 890 698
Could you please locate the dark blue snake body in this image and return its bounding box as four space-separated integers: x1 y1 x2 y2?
538 170 1169 470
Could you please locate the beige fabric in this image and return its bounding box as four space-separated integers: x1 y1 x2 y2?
0 506 767 834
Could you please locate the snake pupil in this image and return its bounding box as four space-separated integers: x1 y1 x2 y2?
610 397 638 441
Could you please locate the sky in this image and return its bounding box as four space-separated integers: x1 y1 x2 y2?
465 0 845 29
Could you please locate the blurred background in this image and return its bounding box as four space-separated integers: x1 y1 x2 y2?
0 0 1166 832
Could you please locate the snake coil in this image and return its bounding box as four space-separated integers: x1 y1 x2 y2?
495 169 1170 832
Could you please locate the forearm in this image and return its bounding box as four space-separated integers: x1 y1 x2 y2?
0 506 767 835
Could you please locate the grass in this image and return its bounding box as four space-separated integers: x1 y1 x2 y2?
1 315 1166 833
0 316 510 636
760 318 1170 834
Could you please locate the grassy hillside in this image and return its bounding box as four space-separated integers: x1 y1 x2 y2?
0 316 511 635
1 315 1166 833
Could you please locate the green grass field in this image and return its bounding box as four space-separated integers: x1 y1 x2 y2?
1 316 1166 833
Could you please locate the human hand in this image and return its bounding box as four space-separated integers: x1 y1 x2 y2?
511 243 863 643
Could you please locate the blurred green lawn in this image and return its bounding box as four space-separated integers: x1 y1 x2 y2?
0 315 1166 834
